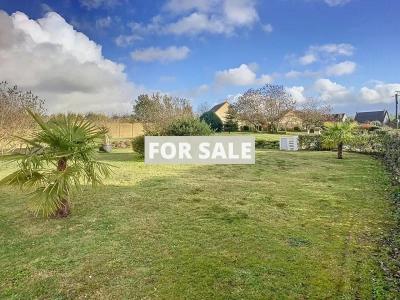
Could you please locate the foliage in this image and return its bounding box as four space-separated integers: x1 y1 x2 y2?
224 106 239 133
348 130 388 154
322 121 357 159
298 134 326 151
163 117 213 136
131 135 145 156
382 131 400 183
0 110 111 217
200 111 223 132
234 84 295 133
0 82 45 154
132 93 193 134
255 139 279 149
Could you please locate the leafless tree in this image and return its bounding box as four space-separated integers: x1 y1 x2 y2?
298 98 332 130
0 82 45 154
234 84 296 132
132 93 193 133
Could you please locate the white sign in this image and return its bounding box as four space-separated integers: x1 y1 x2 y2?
145 136 255 164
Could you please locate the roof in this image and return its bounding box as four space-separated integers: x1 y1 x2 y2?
210 101 228 113
354 111 389 123
328 113 346 121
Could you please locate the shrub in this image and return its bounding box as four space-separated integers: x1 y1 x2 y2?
348 131 387 154
163 117 213 136
293 126 301 132
255 139 279 150
200 111 223 132
298 134 326 151
132 135 145 156
241 125 250 132
382 131 400 183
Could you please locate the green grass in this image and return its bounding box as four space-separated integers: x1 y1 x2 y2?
0 150 396 299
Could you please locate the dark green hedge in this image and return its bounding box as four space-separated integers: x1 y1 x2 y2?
131 135 145 156
382 132 400 183
255 139 279 150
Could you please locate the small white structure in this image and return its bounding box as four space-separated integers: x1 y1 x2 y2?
280 136 299 151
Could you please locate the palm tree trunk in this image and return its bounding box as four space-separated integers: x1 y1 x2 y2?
337 142 343 159
55 157 71 218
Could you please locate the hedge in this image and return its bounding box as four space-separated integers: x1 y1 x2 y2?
255 139 279 150
131 135 145 156
298 134 327 151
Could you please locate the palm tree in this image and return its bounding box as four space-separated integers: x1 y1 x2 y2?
0 110 111 218
322 121 357 159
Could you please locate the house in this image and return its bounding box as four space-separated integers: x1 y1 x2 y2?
209 100 230 123
354 110 390 125
278 111 303 130
327 113 347 122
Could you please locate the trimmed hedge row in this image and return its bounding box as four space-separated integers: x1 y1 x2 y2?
382 132 400 183
255 139 279 150
298 134 327 151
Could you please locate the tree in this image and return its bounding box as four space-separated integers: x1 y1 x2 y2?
132 93 193 134
224 106 239 133
0 82 45 154
322 122 357 159
0 110 111 218
235 84 296 132
200 111 223 132
299 99 332 130
163 117 213 136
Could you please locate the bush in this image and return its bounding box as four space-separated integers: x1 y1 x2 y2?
298 134 326 151
347 131 387 154
131 135 145 156
241 125 250 132
200 111 223 132
382 131 400 183
255 139 279 150
293 126 302 132
163 117 213 136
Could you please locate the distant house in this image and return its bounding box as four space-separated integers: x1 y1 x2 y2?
279 111 303 130
327 113 347 122
354 110 390 125
209 100 230 123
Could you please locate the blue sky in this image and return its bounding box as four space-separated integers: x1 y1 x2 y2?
0 0 399 114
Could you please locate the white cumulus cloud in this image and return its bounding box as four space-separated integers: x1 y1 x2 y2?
298 43 355 65
324 0 351 7
215 64 273 87
325 61 356 76
143 0 260 36
130 46 190 63
0 10 141 113
286 86 307 103
314 78 351 102
359 83 400 104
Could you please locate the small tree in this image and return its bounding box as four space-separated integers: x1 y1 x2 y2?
322 122 357 159
132 93 193 134
163 117 213 136
299 98 332 130
0 110 111 218
0 82 45 154
200 111 223 132
224 106 239 133
235 84 296 132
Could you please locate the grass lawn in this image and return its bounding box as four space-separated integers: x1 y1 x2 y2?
0 149 396 299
